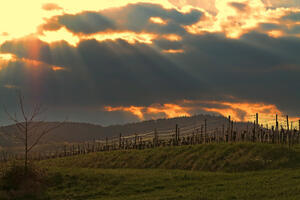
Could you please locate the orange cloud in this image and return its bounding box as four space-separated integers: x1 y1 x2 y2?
105 106 145 119
267 30 285 38
42 3 62 11
0 53 15 61
85 31 158 44
3 84 19 89
104 99 299 127
0 54 67 72
39 28 159 46
38 27 79 46
149 17 168 25
161 34 182 41
0 0 176 46
0 53 17 71
146 103 191 118
52 66 67 71
162 49 184 53
185 0 294 39
104 103 190 120
202 101 282 122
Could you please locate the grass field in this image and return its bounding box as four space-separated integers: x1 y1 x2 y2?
1 143 300 200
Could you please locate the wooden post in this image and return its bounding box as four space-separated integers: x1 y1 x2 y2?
64 145 67 157
298 120 300 144
276 114 279 131
119 133 122 149
286 115 290 148
178 128 180 145
175 124 178 145
222 124 225 142
231 121 234 142
286 115 289 131
228 116 231 142
134 133 137 149
154 128 158 147
253 120 256 142
200 125 204 143
256 113 259 127
105 137 108 151
204 119 207 144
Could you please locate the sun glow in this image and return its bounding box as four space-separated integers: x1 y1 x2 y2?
0 53 15 61
185 0 292 38
85 31 158 44
267 30 285 38
39 27 80 46
0 0 175 46
39 27 159 46
150 17 168 25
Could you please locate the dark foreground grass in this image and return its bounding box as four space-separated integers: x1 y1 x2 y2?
2 143 300 200
2 167 300 200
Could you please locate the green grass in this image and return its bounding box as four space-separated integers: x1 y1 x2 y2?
2 143 300 200
40 143 300 172
2 167 300 200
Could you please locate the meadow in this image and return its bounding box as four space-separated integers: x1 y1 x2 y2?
1 143 300 200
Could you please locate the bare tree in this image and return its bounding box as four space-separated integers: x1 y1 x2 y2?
4 92 66 171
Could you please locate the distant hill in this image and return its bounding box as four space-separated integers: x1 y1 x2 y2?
0 114 249 150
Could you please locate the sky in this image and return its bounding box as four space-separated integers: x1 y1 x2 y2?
0 0 300 126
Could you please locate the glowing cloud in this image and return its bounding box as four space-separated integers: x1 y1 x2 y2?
162 49 184 53
104 99 298 126
0 53 17 71
38 27 80 46
146 103 191 118
52 66 67 71
202 101 282 122
149 17 168 25
42 3 62 11
3 84 19 89
0 53 15 61
85 31 158 44
185 0 292 38
105 106 145 119
267 30 285 38
161 34 182 41
104 103 190 120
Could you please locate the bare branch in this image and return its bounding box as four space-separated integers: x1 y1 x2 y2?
27 120 66 152
17 92 27 122
3 106 25 130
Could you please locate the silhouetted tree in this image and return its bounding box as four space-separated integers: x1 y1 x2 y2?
4 92 66 171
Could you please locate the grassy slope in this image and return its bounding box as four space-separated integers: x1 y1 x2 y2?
2 143 300 200
41 143 300 172
3 167 299 200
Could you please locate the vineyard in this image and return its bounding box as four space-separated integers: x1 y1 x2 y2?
1 114 299 162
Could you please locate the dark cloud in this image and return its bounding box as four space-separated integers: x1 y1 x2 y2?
58 12 115 34
39 16 62 32
169 32 300 115
1 3 300 124
41 3 203 35
0 37 208 109
282 11 300 21
229 2 248 12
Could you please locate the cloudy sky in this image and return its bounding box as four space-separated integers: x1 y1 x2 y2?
0 0 300 125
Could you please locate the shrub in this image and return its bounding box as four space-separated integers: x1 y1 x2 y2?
0 161 48 200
